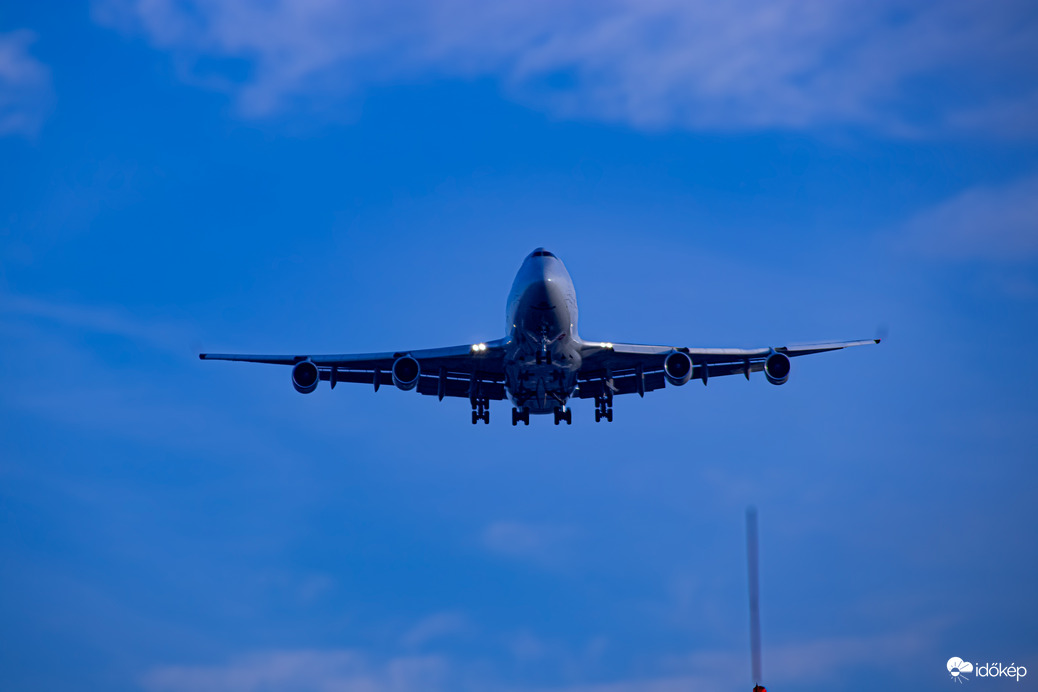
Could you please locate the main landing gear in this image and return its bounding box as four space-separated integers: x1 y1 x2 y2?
511 407 531 426
554 407 572 425
471 398 490 425
594 393 614 423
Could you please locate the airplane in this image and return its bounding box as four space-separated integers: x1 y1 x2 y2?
200 248 878 425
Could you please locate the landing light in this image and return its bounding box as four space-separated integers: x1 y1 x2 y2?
471 343 488 352
600 342 614 349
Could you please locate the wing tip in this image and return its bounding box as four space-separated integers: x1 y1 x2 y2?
199 353 208 360
874 338 882 344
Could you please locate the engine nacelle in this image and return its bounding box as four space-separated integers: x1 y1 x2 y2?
764 351 791 386
663 351 694 386
292 360 320 394
392 355 421 391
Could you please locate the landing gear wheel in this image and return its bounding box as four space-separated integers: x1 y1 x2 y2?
513 407 530 426
471 398 490 425
594 395 613 423
554 407 572 425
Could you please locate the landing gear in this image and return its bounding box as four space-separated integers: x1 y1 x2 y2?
553 407 572 425
535 328 553 365
594 394 613 422
470 398 490 425
511 407 530 426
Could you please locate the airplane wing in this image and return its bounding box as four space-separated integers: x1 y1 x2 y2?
575 338 880 399
200 338 510 400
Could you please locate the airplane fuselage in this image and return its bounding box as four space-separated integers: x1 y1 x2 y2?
503 248 583 414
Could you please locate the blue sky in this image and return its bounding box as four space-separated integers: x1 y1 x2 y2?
1 2 1036 691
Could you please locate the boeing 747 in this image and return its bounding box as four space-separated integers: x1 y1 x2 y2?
200 248 878 425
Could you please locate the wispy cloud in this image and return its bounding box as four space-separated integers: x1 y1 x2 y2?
138 627 930 692
900 175 1038 262
542 628 930 692
93 0 1038 137
0 294 308 462
142 650 449 692
0 293 192 354
0 29 53 137
401 612 472 649
481 520 578 568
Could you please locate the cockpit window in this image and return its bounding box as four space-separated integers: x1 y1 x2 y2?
531 249 556 258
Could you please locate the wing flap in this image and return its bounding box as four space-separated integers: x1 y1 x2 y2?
200 339 510 402
577 337 878 394
416 375 507 400
318 369 393 387
576 371 667 399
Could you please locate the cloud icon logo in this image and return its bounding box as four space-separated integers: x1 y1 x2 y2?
948 657 974 682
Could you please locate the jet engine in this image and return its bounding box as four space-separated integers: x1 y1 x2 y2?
664 351 693 386
292 360 320 394
392 355 421 391
764 351 791 386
